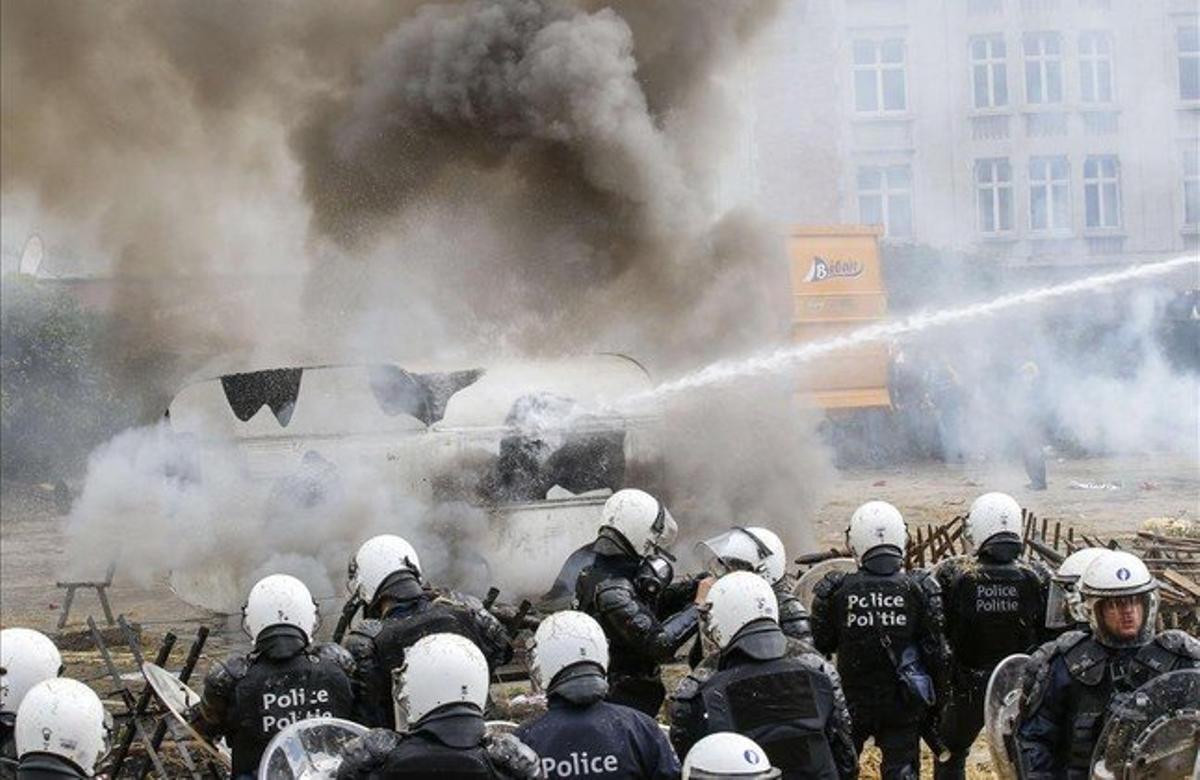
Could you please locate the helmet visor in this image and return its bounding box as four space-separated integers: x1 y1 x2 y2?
1045 581 1071 629
1088 591 1159 648
693 529 768 577
652 506 678 549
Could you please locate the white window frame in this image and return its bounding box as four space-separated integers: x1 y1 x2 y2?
1180 26 1200 102
857 165 914 238
852 38 908 115
975 158 1014 234
1078 32 1115 104
1029 156 1071 233
970 35 1009 110
1184 148 1200 227
1024 32 1064 105
1083 155 1122 230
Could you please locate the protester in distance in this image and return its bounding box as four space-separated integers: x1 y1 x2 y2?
191 574 356 779
515 610 679 780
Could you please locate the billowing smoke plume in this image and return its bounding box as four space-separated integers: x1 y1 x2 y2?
9 0 833 605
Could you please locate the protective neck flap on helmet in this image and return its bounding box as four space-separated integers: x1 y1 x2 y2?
979 534 1022 564
414 703 487 748
254 624 309 660
374 570 425 611
862 548 903 576
595 525 639 559
548 664 608 704
722 620 787 666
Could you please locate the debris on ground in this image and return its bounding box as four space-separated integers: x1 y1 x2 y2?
1068 480 1121 491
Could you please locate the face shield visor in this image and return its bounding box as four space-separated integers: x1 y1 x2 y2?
1087 591 1159 649
687 768 782 780
651 505 678 550
694 528 771 578
1044 577 1076 630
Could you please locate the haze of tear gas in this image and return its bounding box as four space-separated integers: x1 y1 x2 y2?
33 1 834 601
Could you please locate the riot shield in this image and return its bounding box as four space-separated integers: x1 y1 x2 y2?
984 653 1032 780
257 717 368 780
1091 669 1200 780
141 662 233 767
793 557 858 611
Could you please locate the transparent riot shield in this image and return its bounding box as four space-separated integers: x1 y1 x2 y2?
793 558 858 612
257 717 369 780
1091 669 1200 780
984 653 1032 780
142 662 232 767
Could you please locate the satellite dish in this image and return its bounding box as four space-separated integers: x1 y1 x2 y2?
257 717 369 780
19 235 44 277
142 662 232 767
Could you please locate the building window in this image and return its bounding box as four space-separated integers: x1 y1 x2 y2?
1024 33 1063 105
1029 157 1070 232
975 159 1013 233
1079 32 1114 103
971 36 1009 109
853 39 907 113
1084 156 1121 229
1180 27 1200 101
1185 149 1200 226
858 165 913 237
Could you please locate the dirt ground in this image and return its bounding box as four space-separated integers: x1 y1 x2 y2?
2 451 1196 778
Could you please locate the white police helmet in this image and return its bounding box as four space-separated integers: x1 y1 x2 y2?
846 501 906 564
242 574 319 642
695 528 773 581
1078 550 1158 648
745 527 787 585
701 572 779 650
682 732 781 779
1 628 63 717
1045 547 1106 629
347 534 422 603
395 633 488 726
964 492 1023 551
600 489 677 556
15 678 111 776
529 611 608 692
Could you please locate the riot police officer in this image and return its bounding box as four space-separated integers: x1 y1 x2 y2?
811 501 948 780
336 633 541 779
342 535 513 727
1 628 64 771
682 733 781 780
1043 547 1105 636
695 526 812 643
14 679 110 779
669 572 857 780
192 575 356 778
1017 550 1200 780
574 489 706 716
515 611 679 779
933 492 1046 780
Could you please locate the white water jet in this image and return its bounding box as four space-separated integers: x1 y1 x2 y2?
622 254 1198 412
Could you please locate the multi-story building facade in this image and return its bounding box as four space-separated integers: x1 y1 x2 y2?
748 0 1200 271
